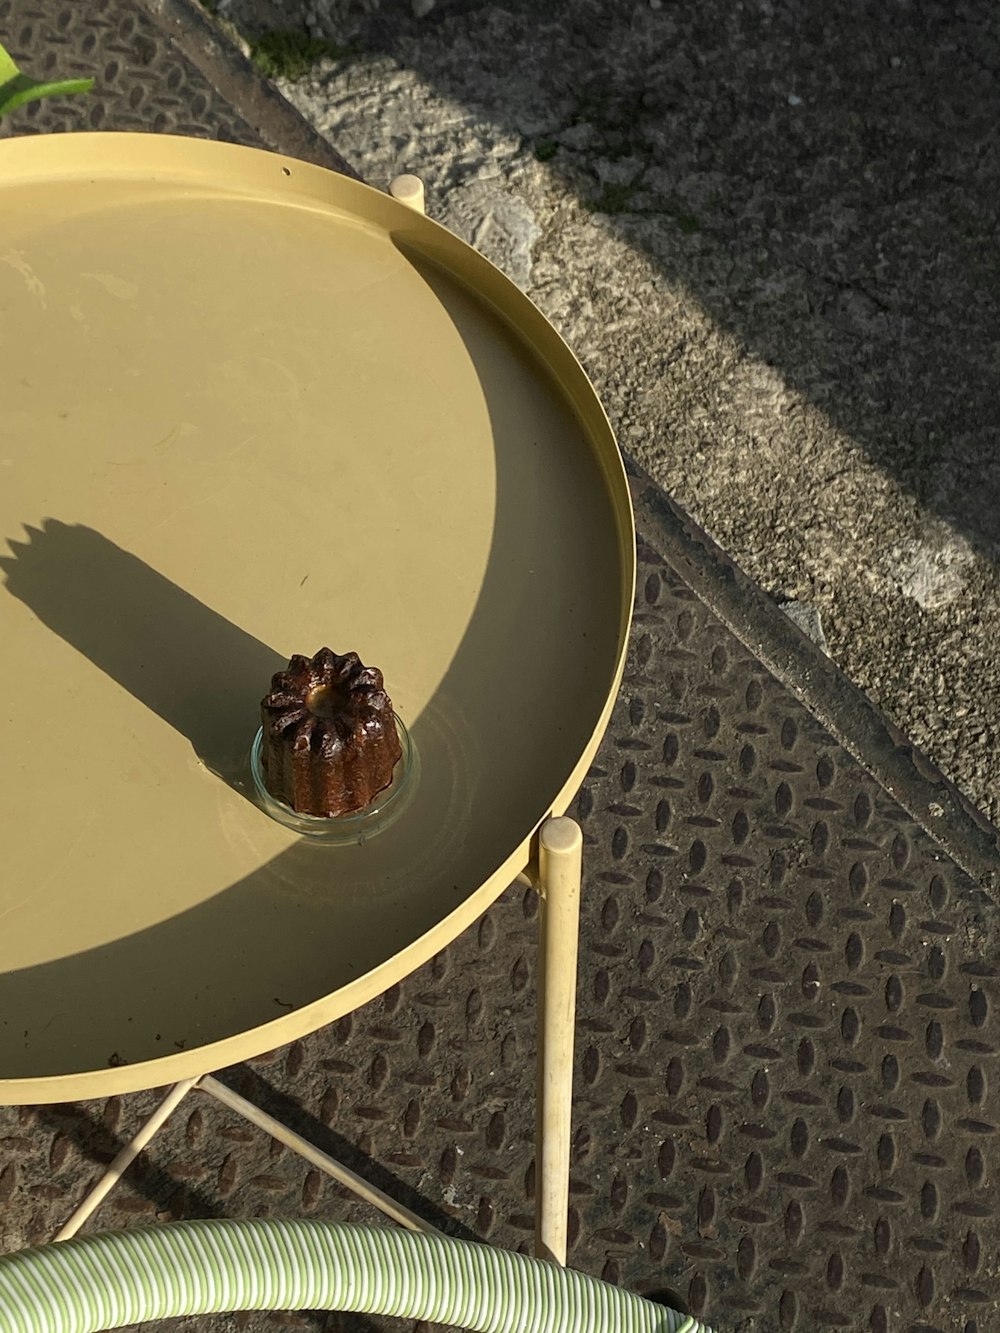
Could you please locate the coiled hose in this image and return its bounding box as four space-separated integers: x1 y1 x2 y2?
0 1219 715 1333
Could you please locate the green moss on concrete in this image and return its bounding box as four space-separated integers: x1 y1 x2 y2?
250 29 355 81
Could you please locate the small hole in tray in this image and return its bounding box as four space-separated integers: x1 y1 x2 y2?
282 167 291 176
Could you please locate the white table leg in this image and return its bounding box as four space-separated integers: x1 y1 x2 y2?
534 815 583 1265
389 174 426 213
198 1075 436 1233
53 1077 199 1240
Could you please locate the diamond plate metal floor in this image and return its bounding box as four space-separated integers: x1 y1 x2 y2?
2 5 1000 1332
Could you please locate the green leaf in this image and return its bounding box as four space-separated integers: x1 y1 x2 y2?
0 41 94 121
0 42 18 85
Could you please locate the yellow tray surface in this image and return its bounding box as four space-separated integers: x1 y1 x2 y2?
0 134 634 1101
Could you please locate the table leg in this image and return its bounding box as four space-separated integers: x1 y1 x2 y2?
53 1077 199 1241
534 815 583 1266
198 1075 437 1233
389 174 426 213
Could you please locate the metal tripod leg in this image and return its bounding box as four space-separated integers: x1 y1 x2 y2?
198 1075 435 1233
53 1074 438 1241
54 1078 199 1240
534 815 583 1265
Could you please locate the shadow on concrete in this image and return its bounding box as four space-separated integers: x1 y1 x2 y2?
346 0 1000 556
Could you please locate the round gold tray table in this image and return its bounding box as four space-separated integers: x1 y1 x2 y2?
0 133 635 1259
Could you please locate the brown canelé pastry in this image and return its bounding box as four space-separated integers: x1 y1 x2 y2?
260 648 402 817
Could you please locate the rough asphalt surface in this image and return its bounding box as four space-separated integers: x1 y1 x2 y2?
218 0 1000 824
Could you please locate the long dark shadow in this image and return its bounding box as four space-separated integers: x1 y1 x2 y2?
0 521 285 792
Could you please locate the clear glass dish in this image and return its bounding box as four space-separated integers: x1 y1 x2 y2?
249 715 416 843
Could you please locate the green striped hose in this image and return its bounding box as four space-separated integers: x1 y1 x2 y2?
0 1219 713 1333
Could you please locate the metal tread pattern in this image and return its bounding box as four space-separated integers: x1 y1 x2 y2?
0 0 358 175
0 0 264 145
2 5 1000 1331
